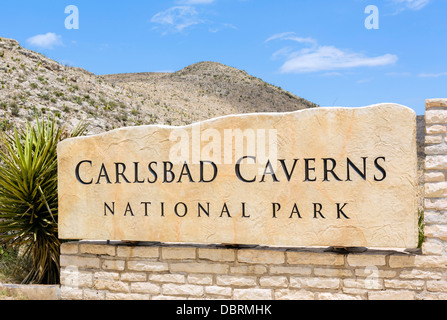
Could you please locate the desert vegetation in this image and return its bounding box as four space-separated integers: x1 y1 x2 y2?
0 118 87 284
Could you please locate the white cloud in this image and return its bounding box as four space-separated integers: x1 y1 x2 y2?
209 23 237 33
418 72 447 78
26 32 62 49
151 5 236 35
390 0 431 13
265 32 317 47
267 33 398 74
151 6 203 34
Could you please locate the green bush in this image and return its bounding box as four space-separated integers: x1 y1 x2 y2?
0 119 12 132
0 246 29 283
0 118 87 284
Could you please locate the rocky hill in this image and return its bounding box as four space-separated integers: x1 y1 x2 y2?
0 37 317 135
102 61 318 122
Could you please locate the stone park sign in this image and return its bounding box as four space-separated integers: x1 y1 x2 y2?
58 104 418 248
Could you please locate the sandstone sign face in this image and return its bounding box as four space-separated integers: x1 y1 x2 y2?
58 104 418 248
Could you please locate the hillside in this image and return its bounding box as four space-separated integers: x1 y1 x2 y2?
102 61 318 121
0 37 317 135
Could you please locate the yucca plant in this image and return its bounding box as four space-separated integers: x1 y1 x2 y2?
0 117 87 284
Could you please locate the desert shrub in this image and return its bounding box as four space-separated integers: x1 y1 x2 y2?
0 118 87 284
9 102 20 117
0 246 30 283
0 119 12 132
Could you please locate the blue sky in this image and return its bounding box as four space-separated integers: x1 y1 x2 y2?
0 0 445 115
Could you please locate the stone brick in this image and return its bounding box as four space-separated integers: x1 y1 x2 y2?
286 252 344 266
426 125 447 135
259 276 288 288
130 282 161 295
205 286 232 297
120 272 147 282
414 255 447 268
422 240 444 256
416 292 447 300
152 295 185 300
60 269 93 288
149 274 185 284
161 247 196 260
94 279 129 293
106 292 150 300
291 277 340 290
233 288 272 300
425 182 447 198
60 286 83 300
342 287 368 296
162 284 204 297
60 242 79 255
314 267 353 278
237 249 285 264
216 275 257 287
387 255 415 268
424 198 447 210
425 144 447 155
94 271 120 281
116 246 159 258
83 289 106 300
424 172 445 183
170 262 229 274
426 155 447 170
60 255 100 269
187 274 213 285
425 225 447 241
427 281 447 293
269 265 312 276
57 235 447 301
346 254 386 267
230 265 267 275
389 255 447 268
424 210 447 225
368 290 415 300
198 248 235 262
426 98 447 109
343 278 383 290
399 269 442 280
384 279 425 290
316 293 361 300
425 136 443 145
102 259 125 271
426 110 447 124
80 243 115 256
127 261 169 272
354 268 396 278
274 289 314 300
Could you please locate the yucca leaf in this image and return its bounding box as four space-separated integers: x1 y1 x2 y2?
0 116 87 284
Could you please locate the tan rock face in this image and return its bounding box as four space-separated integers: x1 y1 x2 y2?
58 104 418 248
